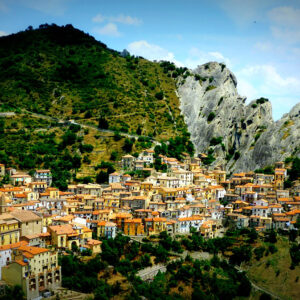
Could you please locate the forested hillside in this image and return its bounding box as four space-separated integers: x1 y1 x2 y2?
0 24 194 188
0 24 188 139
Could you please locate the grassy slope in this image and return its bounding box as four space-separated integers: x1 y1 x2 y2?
0 114 149 177
0 24 193 178
0 24 186 140
244 236 300 300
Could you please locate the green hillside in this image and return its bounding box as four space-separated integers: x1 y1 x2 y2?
0 24 194 188
0 24 188 139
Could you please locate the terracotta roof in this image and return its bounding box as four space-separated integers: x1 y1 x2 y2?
15 260 28 266
10 210 41 222
0 241 28 251
48 224 77 235
86 239 102 246
18 245 49 256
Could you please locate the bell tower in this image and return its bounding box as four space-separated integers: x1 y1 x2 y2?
0 192 8 214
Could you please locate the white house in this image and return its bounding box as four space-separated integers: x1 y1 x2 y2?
177 216 203 234
109 172 122 184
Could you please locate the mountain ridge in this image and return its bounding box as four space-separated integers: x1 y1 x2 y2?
177 61 300 172
0 24 299 175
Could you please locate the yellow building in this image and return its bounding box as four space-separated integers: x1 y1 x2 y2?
2 245 61 300
48 224 80 250
123 219 144 236
10 210 42 237
144 217 167 235
0 213 20 246
159 187 178 201
97 221 117 239
84 239 102 254
48 223 92 250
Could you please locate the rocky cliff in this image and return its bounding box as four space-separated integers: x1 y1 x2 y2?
177 62 300 173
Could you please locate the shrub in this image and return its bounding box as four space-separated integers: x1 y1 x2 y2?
268 244 278 254
98 116 108 129
207 112 216 122
206 85 216 92
155 91 164 100
210 137 222 146
218 97 224 106
110 151 118 161
256 97 269 104
234 151 240 160
254 246 265 260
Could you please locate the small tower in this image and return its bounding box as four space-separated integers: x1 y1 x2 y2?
0 192 8 214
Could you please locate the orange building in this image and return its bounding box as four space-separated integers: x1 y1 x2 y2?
123 218 144 236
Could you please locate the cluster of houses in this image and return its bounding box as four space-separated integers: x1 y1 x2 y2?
0 154 299 299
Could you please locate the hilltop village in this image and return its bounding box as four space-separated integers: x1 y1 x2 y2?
0 150 299 299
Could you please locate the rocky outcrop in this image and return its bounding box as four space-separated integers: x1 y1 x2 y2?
177 62 300 173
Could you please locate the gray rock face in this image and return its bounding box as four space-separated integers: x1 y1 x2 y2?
177 62 300 173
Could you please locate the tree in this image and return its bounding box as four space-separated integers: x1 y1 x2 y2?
96 170 108 183
155 91 164 100
207 112 216 122
238 272 252 296
0 119 4 134
62 131 76 146
98 116 108 129
140 254 152 268
289 157 300 182
229 245 252 265
254 246 265 260
73 154 82 170
154 245 169 263
136 125 142 135
123 138 134 153
0 285 24 300
110 151 118 161
265 229 277 243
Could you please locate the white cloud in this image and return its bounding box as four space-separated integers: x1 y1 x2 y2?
268 6 300 43
269 6 300 28
236 64 300 119
0 30 7 37
127 40 183 66
94 23 120 37
238 65 300 88
92 14 105 23
185 47 231 69
254 41 272 51
127 42 231 69
92 13 142 25
270 26 300 44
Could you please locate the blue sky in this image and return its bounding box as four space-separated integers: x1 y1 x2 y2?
1 0 300 120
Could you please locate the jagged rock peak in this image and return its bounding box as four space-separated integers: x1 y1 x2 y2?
194 61 238 88
177 61 299 173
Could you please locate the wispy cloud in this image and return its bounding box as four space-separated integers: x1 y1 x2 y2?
127 40 182 66
217 0 273 26
236 64 300 119
94 23 121 37
92 13 142 26
20 0 71 16
268 6 300 44
185 47 231 69
254 41 272 52
0 30 7 37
